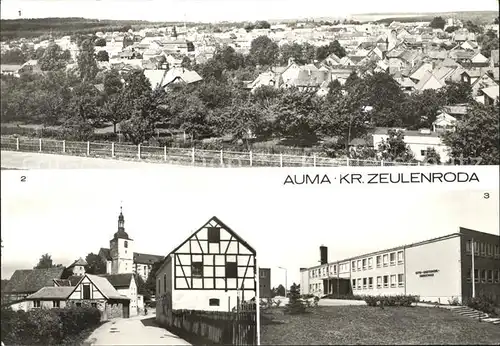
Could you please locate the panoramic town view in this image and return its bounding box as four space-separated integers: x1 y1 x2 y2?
0 1 499 168
1 0 500 345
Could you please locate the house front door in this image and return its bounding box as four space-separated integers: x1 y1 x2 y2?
122 303 130 318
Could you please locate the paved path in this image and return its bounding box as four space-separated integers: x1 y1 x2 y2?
0 151 186 169
84 314 191 346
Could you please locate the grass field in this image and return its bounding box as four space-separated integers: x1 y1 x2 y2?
260 306 500 345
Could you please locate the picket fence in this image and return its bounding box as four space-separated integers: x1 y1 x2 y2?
0 136 425 167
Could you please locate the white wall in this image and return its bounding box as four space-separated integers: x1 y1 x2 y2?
372 133 450 162
172 289 256 312
405 236 462 304
117 279 137 316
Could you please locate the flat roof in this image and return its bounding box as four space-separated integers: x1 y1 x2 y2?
302 228 498 271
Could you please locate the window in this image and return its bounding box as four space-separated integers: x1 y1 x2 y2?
377 276 382 289
383 254 389 267
466 240 472 253
474 241 479 255
368 277 373 289
192 262 203 277
466 269 472 282
397 251 404 264
398 274 404 287
480 243 486 256
495 245 500 259
124 241 128 248
357 260 361 270
157 279 161 295
389 253 396 266
363 278 367 289
362 259 367 270
488 270 493 283
481 269 487 283
225 261 237 278
83 284 91 299
76 302 82 307
34 300 41 308
376 256 381 268
494 270 499 283
383 275 389 288
260 270 266 278
163 274 166 292
144 265 147 272
352 279 356 290
474 269 479 283
486 244 492 257
91 303 97 308
420 150 426 156
52 300 60 308
207 227 221 243
357 278 361 290
390 275 396 288
368 258 373 269
209 298 220 306
352 261 356 271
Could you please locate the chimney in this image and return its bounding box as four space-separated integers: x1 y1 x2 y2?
320 245 328 265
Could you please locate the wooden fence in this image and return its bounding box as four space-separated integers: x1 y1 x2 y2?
0 136 425 167
167 309 257 346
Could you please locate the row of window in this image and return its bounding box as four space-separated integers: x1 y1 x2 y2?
309 251 404 278
465 240 500 258
352 274 404 290
33 301 97 308
466 268 500 283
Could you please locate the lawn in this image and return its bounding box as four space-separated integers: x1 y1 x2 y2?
260 306 500 345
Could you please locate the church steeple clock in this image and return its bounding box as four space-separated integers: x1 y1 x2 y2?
109 205 134 274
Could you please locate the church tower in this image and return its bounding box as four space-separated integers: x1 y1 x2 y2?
109 206 134 274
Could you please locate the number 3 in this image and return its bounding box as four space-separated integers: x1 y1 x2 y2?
484 193 490 199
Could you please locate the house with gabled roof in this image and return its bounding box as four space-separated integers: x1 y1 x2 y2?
99 273 139 315
155 216 257 320
414 71 447 91
11 274 131 320
478 85 499 106
2 267 66 304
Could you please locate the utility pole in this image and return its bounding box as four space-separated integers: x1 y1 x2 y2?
471 238 476 298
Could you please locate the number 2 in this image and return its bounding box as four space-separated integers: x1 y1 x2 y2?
20 176 26 182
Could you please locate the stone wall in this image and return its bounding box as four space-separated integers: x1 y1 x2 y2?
106 302 124 319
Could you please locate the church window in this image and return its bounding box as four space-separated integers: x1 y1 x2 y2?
124 241 128 248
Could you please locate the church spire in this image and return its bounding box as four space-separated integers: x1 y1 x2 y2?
118 204 125 231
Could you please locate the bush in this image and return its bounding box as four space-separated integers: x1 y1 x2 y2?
1 306 101 345
324 294 365 300
364 296 378 307
467 295 497 315
363 295 420 307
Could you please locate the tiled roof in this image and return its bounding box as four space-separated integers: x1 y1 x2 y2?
99 273 134 288
67 275 84 286
68 258 88 268
133 252 164 265
4 267 66 294
86 274 129 300
27 287 73 300
481 85 499 100
53 279 71 286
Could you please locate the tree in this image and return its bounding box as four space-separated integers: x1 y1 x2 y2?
249 36 279 66
399 89 446 130
181 56 191 69
38 44 71 71
0 48 26 64
445 26 459 33
377 129 415 163
423 147 441 165
96 50 109 62
255 20 271 29
315 40 347 61
464 20 483 34
135 274 151 301
77 39 98 82
94 38 107 46
272 284 286 297
442 102 499 165
477 30 499 58
443 81 473 104
429 16 446 29
144 260 163 299
34 254 61 269
213 46 245 70
285 283 306 314
85 253 106 274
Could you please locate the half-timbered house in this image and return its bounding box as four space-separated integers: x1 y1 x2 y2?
156 216 257 317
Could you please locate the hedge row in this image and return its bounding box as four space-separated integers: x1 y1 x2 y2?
1 306 101 345
364 295 420 307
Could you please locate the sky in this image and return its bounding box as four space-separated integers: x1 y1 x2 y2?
1 167 499 288
0 0 498 22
